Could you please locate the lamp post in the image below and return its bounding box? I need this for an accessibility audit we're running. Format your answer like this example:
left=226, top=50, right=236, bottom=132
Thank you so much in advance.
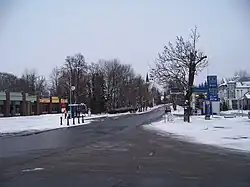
left=241, top=89, right=243, bottom=116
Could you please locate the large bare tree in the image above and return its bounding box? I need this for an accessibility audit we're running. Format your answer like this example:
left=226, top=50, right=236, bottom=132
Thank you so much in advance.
left=151, top=27, right=208, bottom=122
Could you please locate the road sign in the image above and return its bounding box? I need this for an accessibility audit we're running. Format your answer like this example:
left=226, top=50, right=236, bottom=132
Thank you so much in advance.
left=193, top=87, right=208, bottom=93
left=207, top=75, right=217, bottom=88
left=207, top=76, right=219, bottom=101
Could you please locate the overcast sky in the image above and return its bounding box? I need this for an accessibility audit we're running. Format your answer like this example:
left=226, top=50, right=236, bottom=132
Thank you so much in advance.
left=0, top=0, right=250, bottom=83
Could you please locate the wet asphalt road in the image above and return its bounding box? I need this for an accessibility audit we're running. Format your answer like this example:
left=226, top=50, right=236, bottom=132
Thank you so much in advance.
left=1, top=107, right=250, bottom=187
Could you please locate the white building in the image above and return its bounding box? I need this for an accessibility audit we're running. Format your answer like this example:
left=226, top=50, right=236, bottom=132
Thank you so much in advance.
left=219, top=76, right=250, bottom=110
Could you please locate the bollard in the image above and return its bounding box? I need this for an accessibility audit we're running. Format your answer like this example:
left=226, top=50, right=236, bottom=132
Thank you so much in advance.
left=67, top=116, right=70, bottom=126
left=78, top=115, right=80, bottom=124
left=73, top=116, right=75, bottom=125
left=60, top=116, right=63, bottom=125
left=82, top=115, right=84, bottom=123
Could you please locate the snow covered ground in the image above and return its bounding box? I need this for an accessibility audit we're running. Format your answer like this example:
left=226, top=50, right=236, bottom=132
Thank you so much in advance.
left=145, top=115, right=250, bottom=152
left=135, top=104, right=164, bottom=114
left=171, top=105, right=184, bottom=115
left=220, top=110, right=249, bottom=116
left=0, top=105, right=164, bottom=136
left=0, top=114, right=93, bottom=136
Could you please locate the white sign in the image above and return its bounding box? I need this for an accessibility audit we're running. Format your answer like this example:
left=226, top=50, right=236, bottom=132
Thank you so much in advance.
left=71, top=86, right=76, bottom=91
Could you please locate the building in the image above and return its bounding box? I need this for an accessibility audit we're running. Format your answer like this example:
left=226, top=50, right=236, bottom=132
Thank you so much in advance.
left=0, top=91, right=68, bottom=117
left=39, top=97, right=68, bottom=114
left=0, top=91, right=39, bottom=117
left=218, top=76, right=250, bottom=109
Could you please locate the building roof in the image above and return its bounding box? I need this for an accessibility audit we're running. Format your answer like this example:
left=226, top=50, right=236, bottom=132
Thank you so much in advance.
left=245, top=92, right=250, bottom=99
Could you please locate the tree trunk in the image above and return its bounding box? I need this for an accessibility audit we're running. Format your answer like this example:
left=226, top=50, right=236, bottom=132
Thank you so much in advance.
left=184, top=60, right=196, bottom=122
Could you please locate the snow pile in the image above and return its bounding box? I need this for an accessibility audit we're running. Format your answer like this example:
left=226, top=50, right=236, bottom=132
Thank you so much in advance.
left=83, top=112, right=130, bottom=120
left=145, top=115, right=250, bottom=152
left=0, top=114, right=92, bottom=136
left=169, top=105, right=184, bottom=115
left=135, top=104, right=164, bottom=114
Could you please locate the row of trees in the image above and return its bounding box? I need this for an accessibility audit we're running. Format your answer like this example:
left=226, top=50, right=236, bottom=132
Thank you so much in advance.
left=0, top=57, right=162, bottom=114
left=0, top=70, right=47, bottom=95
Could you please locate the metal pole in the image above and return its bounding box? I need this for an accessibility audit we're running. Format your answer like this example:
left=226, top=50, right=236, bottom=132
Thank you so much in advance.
left=241, top=90, right=243, bottom=116
left=69, top=72, right=72, bottom=118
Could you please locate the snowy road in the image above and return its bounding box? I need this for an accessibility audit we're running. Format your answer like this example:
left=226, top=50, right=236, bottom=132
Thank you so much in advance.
left=1, top=107, right=250, bottom=187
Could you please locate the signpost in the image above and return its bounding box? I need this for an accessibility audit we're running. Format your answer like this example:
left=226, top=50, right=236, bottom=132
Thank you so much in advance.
left=207, top=75, right=219, bottom=102
left=207, top=75, right=219, bottom=116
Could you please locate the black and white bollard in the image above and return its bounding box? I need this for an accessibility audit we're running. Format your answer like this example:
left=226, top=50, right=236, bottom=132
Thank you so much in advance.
left=73, top=116, right=75, bottom=125
left=78, top=115, right=80, bottom=124
left=82, top=115, right=84, bottom=123
left=67, top=116, right=70, bottom=126
left=60, top=116, right=63, bottom=125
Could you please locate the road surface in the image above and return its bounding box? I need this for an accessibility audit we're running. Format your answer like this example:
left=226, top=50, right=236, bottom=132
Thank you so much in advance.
left=1, top=107, right=250, bottom=187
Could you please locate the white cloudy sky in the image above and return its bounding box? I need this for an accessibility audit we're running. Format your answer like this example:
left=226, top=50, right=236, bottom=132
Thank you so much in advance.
left=0, top=0, right=250, bottom=83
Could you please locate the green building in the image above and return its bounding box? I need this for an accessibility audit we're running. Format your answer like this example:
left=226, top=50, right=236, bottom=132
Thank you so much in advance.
left=0, top=91, right=39, bottom=117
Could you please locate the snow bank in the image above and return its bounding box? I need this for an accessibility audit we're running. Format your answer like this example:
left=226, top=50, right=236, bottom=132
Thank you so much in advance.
left=145, top=115, right=250, bottom=152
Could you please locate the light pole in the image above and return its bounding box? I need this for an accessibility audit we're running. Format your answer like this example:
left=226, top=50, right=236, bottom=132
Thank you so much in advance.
left=241, top=89, right=243, bottom=116
left=69, top=71, right=76, bottom=118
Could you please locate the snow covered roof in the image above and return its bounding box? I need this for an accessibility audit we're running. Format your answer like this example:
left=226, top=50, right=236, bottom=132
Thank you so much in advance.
left=236, top=82, right=242, bottom=87
left=242, top=81, right=250, bottom=86
left=219, top=82, right=227, bottom=87
left=219, top=78, right=227, bottom=87
left=245, top=92, right=250, bottom=99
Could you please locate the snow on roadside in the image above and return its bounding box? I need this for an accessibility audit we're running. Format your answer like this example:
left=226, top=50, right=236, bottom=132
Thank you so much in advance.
left=0, top=114, right=93, bottom=136
left=0, top=105, right=163, bottom=136
left=144, top=115, right=250, bottom=152
left=220, top=110, right=249, bottom=115
left=135, top=104, right=164, bottom=114
left=171, top=105, right=184, bottom=115
left=84, top=112, right=131, bottom=120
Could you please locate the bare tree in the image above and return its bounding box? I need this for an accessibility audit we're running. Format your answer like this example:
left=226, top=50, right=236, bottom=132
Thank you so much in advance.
left=0, top=72, right=21, bottom=92
left=21, top=69, right=48, bottom=96
left=234, top=70, right=249, bottom=78
left=35, top=76, right=48, bottom=96
left=63, top=53, right=89, bottom=103
left=151, top=27, right=208, bottom=122
left=49, top=66, right=62, bottom=96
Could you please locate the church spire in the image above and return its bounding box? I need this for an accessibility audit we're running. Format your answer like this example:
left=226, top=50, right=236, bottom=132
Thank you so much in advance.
left=146, top=73, right=149, bottom=83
